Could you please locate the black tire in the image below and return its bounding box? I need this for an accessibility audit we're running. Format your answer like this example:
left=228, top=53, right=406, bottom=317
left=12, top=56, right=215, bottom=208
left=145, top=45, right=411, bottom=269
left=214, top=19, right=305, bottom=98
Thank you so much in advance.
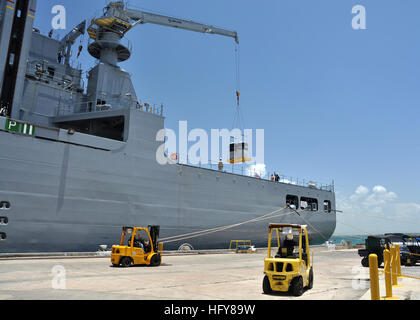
left=120, top=257, right=133, bottom=268
left=150, top=254, right=161, bottom=267
left=262, top=276, right=272, bottom=294
left=361, top=257, right=369, bottom=268
left=290, top=277, right=304, bottom=297
left=307, top=268, right=314, bottom=289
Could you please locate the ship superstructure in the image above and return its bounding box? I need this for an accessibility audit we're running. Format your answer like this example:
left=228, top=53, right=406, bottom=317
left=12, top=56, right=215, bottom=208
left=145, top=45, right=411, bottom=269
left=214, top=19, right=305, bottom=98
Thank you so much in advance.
left=0, top=0, right=336, bottom=252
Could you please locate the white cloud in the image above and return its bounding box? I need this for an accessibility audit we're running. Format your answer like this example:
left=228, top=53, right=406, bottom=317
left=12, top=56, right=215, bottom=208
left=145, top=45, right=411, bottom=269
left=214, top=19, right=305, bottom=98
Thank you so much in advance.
left=356, top=185, right=369, bottom=195
left=335, top=185, right=419, bottom=235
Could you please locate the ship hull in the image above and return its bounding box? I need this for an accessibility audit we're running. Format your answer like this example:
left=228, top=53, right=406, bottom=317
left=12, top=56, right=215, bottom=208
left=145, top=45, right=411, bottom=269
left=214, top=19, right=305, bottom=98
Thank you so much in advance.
left=0, top=110, right=336, bottom=253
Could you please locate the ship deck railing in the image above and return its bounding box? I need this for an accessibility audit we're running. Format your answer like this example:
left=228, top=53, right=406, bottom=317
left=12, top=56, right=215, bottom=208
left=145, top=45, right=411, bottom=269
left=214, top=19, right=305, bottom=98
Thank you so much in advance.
left=176, top=161, right=335, bottom=192
left=56, top=98, right=164, bottom=117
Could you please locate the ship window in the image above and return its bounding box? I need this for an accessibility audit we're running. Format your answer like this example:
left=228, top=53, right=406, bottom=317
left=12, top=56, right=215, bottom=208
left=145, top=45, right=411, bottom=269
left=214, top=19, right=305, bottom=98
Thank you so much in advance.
left=300, top=197, right=318, bottom=211
left=286, top=195, right=299, bottom=208
left=324, top=200, right=332, bottom=213
left=0, top=233, right=6, bottom=241
left=0, top=217, right=8, bottom=225
left=56, top=115, right=126, bottom=142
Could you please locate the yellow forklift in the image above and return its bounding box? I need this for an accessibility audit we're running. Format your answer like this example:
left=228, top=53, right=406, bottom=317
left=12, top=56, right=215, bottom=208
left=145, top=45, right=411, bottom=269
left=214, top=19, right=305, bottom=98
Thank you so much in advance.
left=263, top=224, right=313, bottom=296
left=111, top=226, right=163, bottom=267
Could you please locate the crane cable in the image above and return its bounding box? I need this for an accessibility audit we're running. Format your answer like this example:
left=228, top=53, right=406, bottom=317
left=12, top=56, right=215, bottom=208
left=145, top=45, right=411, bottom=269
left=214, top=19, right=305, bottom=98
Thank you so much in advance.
left=160, top=206, right=294, bottom=244
left=232, top=42, right=244, bottom=130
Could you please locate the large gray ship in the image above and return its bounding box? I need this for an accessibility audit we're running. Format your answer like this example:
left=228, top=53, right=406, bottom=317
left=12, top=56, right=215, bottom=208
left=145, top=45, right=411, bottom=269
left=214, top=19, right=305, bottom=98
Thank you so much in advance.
left=0, top=0, right=336, bottom=253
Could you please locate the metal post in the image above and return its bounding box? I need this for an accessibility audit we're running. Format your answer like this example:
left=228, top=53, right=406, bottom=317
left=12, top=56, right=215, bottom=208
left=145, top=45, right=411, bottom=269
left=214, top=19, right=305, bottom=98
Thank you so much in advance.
left=267, top=230, right=272, bottom=259
left=396, top=244, right=402, bottom=279
left=384, top=249, right=393, bottom=298
left=391, top=246, right=399, bottom=287
left=391, top=245, right=403, bottom=287
left=383, top=249, right=399, bottom=299
left=369, top=254, right=380, bottom=300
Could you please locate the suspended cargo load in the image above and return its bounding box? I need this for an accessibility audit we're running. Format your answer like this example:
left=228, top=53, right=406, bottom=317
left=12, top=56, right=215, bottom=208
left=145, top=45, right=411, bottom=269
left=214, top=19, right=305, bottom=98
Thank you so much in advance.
left=229, top=142, right=251, bottom=164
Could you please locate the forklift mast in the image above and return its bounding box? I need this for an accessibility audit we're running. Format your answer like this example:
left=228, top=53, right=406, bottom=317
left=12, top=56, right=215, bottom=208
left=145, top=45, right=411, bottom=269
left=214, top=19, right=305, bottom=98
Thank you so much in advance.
left=148, top=225, right=160, bottom=252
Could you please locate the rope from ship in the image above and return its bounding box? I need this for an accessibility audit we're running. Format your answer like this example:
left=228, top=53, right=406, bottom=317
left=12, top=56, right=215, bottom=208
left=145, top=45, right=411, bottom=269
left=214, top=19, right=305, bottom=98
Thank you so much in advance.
left=160, top=206, right=292, bottom=244
left=286, top=205, right=331, bottom=242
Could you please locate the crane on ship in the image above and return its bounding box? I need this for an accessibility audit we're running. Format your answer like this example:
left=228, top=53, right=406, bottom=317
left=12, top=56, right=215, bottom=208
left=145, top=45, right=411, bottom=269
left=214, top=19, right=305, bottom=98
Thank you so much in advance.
left=86, top=1, right=238, bottom=64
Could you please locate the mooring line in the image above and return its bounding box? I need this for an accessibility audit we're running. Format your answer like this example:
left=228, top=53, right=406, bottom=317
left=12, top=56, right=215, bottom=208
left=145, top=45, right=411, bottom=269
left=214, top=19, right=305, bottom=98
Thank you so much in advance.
left=160, top=206, right=291, bottom=243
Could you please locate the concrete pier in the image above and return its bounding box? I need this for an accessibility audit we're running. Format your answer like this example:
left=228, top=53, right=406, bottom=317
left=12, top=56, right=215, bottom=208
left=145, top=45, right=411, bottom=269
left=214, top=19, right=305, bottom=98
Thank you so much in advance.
left=0, top=247, right=418, bottom=300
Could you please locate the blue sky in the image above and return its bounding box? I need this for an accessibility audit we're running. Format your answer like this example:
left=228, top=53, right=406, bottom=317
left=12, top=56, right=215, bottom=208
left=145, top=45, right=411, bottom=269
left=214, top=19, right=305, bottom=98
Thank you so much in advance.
left=33, top=0, right=420, bottom=235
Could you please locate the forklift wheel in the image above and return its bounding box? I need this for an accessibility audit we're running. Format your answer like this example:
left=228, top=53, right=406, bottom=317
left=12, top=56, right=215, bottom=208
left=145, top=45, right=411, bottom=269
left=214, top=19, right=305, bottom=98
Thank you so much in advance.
left=290, top=277, right=304, bottom=297
left=307, top=268, right=314, bottom=289
left=361, top=257, right=369, bottom=268
left=150, top=254, right=161, bottom=267
left=262, top=276, right=272, bottom=294
left=120, top=257, right=133, bottom=268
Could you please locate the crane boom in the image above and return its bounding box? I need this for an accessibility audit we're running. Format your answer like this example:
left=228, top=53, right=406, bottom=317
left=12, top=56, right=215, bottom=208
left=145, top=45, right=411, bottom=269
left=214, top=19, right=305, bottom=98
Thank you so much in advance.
left=58, top=20, right=86, bottom=65
left=125, top=9, right=239, bottom=44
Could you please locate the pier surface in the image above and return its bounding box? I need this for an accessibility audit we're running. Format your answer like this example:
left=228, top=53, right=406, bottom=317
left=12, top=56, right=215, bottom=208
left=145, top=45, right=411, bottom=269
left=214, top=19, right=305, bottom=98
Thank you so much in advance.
left=0, top=247, right=418, bottom=300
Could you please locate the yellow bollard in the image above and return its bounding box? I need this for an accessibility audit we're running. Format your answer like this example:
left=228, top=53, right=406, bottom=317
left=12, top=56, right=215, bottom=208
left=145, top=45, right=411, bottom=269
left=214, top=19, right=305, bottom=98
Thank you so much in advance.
left=391, top=245, right=403, bottom=287
left=369, top=254, right=380, bottom=300
left=395, top=244, right=403, bottom=279
left=391, top=246, right=398, bottom=286
left=382, top=249, right=399, bottom=300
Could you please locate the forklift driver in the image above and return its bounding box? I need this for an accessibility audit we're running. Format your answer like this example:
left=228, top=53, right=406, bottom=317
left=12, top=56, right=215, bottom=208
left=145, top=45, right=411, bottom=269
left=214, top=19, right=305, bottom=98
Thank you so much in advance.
left=282, top=233, right=295, bottom=258
left=132, top=235, right=145, bottom=250
left=276, top=233, right=295, bottom=258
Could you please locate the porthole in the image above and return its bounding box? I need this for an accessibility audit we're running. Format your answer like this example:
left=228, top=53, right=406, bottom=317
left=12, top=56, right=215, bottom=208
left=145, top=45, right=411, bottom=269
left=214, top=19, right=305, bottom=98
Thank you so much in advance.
left=0, top=201, right=10, bottom=210
left=0, top=233, right=6, bottom=241
left=0, top=217, right=8, bottom=225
